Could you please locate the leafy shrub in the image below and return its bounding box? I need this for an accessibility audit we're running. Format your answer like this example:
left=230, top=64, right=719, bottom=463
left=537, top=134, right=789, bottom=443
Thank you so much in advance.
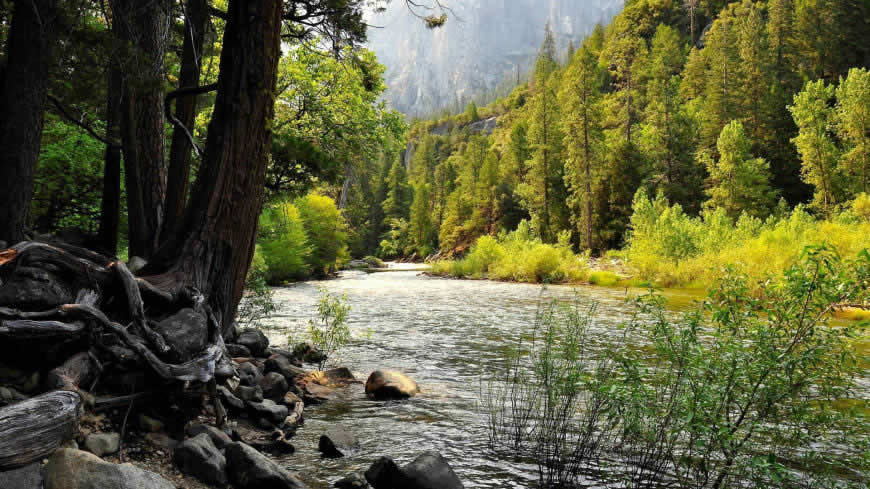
left=294, top=193, right=349, bottom=276
left=259, top=202, right=311, bottom=284
left=306, top=287, right=351, bottom=369
left=363, top=256, right=385, bottom=268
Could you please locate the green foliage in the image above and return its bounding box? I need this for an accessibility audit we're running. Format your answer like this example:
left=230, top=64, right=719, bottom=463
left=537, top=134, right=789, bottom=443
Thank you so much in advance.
left=294, top=193, right=349, bottom=276
left=259, top=201, right=312, bottom=284
left=306, top=287, right=351, bottom=370
left=465, top=101, right=479, bottom=123
left=626, top=188, right=870, bottom=287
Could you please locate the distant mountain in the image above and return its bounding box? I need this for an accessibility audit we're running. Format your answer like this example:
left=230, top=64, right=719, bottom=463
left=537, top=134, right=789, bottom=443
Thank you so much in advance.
left=365, top=0, right=624, bottom=117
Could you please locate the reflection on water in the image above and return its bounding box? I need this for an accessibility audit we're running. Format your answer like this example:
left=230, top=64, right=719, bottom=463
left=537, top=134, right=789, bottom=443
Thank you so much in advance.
left=257, top=268, right=858, bottom=488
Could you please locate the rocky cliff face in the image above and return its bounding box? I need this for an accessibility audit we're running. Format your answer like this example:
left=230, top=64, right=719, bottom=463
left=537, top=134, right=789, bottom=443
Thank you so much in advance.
left=366, top=0, right=623, bottom=116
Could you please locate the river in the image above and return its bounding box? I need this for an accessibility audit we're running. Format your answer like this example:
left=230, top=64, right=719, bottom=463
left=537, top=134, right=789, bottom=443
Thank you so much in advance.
left=259, top=265, right=865, bottom=488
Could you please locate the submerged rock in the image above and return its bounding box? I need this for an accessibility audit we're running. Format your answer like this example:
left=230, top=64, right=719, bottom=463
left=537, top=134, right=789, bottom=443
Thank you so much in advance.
left=364, top=457, right=409, bottom=488
left=225, top=442, right=306, bottom=489
left=364, top=370, right=419, bottom=400
left=334, top=473, right=369, bottom=489
left=42, top=449, right=174, bottom=489
left=318, top=425, right=359, bottom=458
left=247, top=399, right=288, bottom=426
left=364, top=451, right=463, bottom=489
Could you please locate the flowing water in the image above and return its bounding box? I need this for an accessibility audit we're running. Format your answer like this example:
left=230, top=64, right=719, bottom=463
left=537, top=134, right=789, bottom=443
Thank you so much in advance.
left=259, top=265, right=864, bottom=488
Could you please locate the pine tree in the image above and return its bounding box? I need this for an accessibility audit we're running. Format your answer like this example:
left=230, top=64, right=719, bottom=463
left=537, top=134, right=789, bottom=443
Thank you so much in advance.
left=408, top=180, right=435, bottom=255
left=561, top=43, right=604, bottom=250
left=790, top=80, right=844, bottom=217
left=702, top=120, right=776, bottom=219
left=535, top=22, right=558, bottom=86
left=382, top=155, right=411, bottom=221
left=835, top=68, right=870, bottom=195
left=700, top=11, right=741, bottom=154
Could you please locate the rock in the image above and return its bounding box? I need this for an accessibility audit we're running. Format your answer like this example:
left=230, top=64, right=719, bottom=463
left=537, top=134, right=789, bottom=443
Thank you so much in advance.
left=282, top=391, right=303, bottom=408
left=186, top=423, right=232, bottom=449
left=249, top=436, right=296, bottom=455
left=247, top=399, right=289, bottom=426
left=0, top=462, right=43, bottom=489
left=138, top=414, right=164, bottom=433
left=334, top=473, right=369, bottom=489
left=226, top=343, right=252, bottom=357
left=236, top=329, right=269, bottom=357
left=42, top=448, right=175, bottom=489
left=126, top=256, right=147, bottom=275
left=217, top=385, right=245, bottom=411
left=0, top=386, right=27, bottom=406
left=236, top=385, right=264, bottom=403
left=238, top=361, right=264, bottom=386
left=324, top=367, right=355, bottom=382
left=0, top=365, right=41, bottom=393
left=265, top=354, right=305, bottom=381
left=152, top=308, right=208, bottom=363
left=259, top=372, right=289, bottom=401
left=173, top=433, right=228, bottom=487
left=225, top=442, right=306, bottom=489
left=365, top=370, right=419, bottom=400
left=84, top=432, right=120, bottom=457
left=318, top=426, right=359, bottom=458
left=144, top=433, right=178, bottom=451
left=403, top=451, right=464, bottom=489
left=293, top=342, right=326, bottom=364
left=364, top=457, right=410, bottom=489
left=0, top=272, right=73, bottom=310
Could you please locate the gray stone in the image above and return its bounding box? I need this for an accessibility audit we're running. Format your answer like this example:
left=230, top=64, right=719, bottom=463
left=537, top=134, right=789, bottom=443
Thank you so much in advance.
left=144, top=432, right=178, bottom=451
left=265, top=354, right=305, bottom=381
left=318, top=425, right=359, bottom=458
left=173, top=433, right=228, bottom=487
left=247, top=399, right=288, bottom=426
left=365, top=370, right=420, bottom=400
left=334, top=473, right=369, bottom=489
left=186, top=423, right=232, bottom=449
left=236, top=384, right=264, bottom=403
left=236, top=329, right=269, bottom=357
left=0, top=462, right=43, bottom=489
left=402, top=451, right=464, bottom=489
left=364, top=457, right=409, bottom=489
left=152, top=308, right=208, bottom=363
left=225, top=442, right=306, bottom=489
left=42, top=449, right=174, bottom=489
left=226, top=343, right=252, bottom=357
left=84, top=432, right=120, bottom=457
left=259, top=371, right=289, bottom=401
left=217, top=385, right=245, bottom=411
left=238, top=361, right=263, bottom=387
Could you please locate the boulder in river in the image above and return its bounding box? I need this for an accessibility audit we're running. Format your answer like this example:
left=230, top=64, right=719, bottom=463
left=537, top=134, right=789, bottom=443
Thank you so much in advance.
left=247, top=399, right=289, bottom=426
left=236, top=384, right=264, bottom=403
left=318, top=425, right=359, bottom=458
left=225, top=441, right=306, bottom=489
left=364, top=370, right=419, bottom=400
left=173, top=433, right=228, bottom=487
left=42, top=448, right=175, bottom=489
left=236, top=329, right=269, bottom=357
left=364, top=452, right=463, bottom=489
left=265, top=354, right=305, bottom=380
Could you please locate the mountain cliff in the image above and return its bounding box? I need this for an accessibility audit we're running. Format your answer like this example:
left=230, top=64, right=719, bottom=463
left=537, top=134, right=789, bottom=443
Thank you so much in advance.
left=365, top=0, right=624, bottom=117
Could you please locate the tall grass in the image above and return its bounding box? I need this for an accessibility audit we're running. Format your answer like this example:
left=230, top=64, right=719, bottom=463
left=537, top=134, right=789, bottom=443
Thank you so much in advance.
left=625, top=189, right=870, bottom=288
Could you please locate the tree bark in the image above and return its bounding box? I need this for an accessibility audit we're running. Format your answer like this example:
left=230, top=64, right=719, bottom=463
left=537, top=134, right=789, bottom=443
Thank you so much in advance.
left=110, top=0, right=171, bottom=259
left=98, top=67, right=123, bottom=255
left=0, top=0, right=59, bottom=244
left=164, top=0, right=209, bottom=241
left=0, top=391, right=82, bottom=470
left=152, top=0, right=282, bottom=334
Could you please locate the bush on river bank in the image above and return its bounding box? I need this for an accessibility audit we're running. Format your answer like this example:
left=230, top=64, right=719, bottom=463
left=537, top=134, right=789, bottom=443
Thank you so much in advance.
left=482, top=246, right=870, bottom=488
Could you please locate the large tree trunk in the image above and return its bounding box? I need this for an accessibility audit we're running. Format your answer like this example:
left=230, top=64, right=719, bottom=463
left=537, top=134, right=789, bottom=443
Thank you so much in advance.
left=0, top=0, right=58, bottom=244
left=152, top=0, right=282, bottom=334
left=163, top=0, right=209, bottom=241
left=98, top=67, right=123, bottom=255
left=111, top=0, right=171, bottom=259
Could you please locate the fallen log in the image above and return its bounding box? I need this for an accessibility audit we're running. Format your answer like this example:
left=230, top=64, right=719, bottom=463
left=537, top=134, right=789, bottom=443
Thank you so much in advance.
left=0, top=390, right=83, bottom=470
